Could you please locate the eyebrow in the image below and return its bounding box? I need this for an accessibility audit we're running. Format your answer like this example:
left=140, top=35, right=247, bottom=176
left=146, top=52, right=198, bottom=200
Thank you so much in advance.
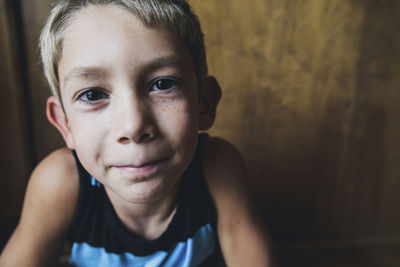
left=62, top=56, right=190, bottom=87
left=135, top=55, right=190, bottom=76
left=63, top=66, right=107, bottom=88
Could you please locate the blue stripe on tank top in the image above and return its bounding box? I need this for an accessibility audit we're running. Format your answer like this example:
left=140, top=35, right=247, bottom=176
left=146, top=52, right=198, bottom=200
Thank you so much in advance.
left=90, top=176, right=101, bottom=187
left=69, top=223, right=216, bottom=267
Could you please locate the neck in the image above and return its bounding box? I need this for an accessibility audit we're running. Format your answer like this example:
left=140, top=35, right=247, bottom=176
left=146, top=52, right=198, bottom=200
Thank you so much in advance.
left=105, top=184, right=179, bottom=240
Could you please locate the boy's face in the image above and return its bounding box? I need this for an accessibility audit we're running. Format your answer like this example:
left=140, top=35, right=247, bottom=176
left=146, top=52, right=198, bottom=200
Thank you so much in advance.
left=52, top=5, right=203, bottom=204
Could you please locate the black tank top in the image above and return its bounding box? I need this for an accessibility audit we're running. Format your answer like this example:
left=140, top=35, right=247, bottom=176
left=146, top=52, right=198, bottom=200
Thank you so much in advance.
left=68, top=133, right=226, bottom=266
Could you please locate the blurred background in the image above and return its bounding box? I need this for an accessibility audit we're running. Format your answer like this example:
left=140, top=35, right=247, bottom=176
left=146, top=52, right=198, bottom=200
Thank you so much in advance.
left=1, top=0, right=399, bottom=266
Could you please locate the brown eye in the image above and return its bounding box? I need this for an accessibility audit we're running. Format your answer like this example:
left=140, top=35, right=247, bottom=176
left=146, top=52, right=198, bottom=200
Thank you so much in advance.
left=78, top=88, right=109, bottom=103
left=152, top=78, right=178, bottom=91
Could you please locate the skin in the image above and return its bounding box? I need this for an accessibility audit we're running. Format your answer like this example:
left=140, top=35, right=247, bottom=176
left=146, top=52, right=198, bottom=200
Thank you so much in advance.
left=53, top=5, right=203, bottom=237
left=0, top=4, right=271, bottom=267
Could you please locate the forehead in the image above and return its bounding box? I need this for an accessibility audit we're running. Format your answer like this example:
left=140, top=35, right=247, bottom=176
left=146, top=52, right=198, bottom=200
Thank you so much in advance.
left=59, top=4, right=193, bottom=88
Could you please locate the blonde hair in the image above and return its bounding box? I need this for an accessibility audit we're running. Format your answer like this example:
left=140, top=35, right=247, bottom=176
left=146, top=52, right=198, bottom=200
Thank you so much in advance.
left=39, top=0, right=207, bottom=100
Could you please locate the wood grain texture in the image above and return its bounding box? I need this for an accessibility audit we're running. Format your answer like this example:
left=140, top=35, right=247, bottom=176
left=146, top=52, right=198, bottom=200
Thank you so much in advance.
left=190, top=0, right=400, bottom=244
left=21, top=0, right=64, bottom=162
left=0, top=0, right=32, bottom=218
left=278, top=243, right=400, bottom=267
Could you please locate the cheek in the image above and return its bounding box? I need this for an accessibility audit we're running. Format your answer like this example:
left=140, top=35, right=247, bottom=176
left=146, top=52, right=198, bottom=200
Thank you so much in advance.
left=156, top=99, right=199, bottom=137
left=155, top=100, right=199, bottom=166
left=68, top=114, right=107, bottom=151
left=70, top=120, right=107, bottom=179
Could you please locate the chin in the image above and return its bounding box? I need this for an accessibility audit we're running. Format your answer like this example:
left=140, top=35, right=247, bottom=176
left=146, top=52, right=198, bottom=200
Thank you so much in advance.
left=119, top=178, right=175, bottom=204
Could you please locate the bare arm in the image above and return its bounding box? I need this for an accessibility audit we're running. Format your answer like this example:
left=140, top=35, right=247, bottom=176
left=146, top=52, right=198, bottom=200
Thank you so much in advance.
left=0, top=148, right=79, bottom=267
left=203, top=137, right=272, bottom=267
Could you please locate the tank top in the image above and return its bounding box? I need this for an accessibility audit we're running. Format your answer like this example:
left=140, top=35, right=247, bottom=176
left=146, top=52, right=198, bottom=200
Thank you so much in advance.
left=68, top=134, right=226, bottom=266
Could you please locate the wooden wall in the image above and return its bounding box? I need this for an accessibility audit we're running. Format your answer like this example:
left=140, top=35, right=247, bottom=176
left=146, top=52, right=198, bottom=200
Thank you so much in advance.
left=191, top=0, right=400, bottom=245
left=1, top=0, right=399, bottom=248
left=0, top=0, right=32, bottom=219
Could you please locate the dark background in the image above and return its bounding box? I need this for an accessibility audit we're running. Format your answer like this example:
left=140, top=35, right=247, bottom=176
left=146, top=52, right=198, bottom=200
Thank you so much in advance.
left=1, top=0, right=399, bottom=266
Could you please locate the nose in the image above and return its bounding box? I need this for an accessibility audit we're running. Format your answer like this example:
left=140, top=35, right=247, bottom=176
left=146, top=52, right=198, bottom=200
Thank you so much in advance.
left=112, top=94, right=157, bottom=144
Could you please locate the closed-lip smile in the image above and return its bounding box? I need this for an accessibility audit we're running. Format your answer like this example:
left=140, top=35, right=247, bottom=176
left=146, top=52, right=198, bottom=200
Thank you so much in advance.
left=111, top=158, right=168, bottom=178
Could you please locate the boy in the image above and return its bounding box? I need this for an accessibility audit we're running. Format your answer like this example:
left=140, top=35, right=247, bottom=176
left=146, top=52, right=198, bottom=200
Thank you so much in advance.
left=0, top=0, right=270, bottom=266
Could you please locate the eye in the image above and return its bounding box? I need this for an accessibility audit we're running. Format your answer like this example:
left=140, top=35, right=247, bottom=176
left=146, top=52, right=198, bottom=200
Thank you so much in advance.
left=151, top=78, right=178, bottom=92
left=77, top=88, right=109, bottom=103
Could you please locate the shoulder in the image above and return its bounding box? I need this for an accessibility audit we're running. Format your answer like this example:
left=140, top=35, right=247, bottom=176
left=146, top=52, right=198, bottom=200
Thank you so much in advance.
left=202, top=136, right=242, bottom=162
left=202, top=136, right=247, bottom=192
left=29, top=147, right=79, bottom=203
left=201, top=136, right=249, bottom=223
left=27, top=148, right=79, bottom=208
left=25, top=147, right=79, bottom=229
left=201, top=137, right=272, bottom=266
left=25, top=147, right=79, bottom=225
left=0, top=148, right=79, bottom=266
left=32, top=147, right=77, bottom=181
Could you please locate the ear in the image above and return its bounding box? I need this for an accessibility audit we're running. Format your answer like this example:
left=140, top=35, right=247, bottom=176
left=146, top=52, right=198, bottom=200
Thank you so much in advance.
left=46, top=96, right=75, bottom=149
left=199, top=76, right=222, bottom=130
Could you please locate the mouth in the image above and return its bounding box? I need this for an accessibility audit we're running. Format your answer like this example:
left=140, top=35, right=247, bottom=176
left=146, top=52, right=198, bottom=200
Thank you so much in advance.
left=110, top=158, right=169, bottom=179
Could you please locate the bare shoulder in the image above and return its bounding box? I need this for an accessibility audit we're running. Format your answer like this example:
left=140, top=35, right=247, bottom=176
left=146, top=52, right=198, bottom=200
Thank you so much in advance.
left=26, top=147, right=79, bottom=212
left=202, top=136, right=247, bottom=190
left=201, top=136, right=253, bottom=219
left=202, top=137, right=272, bottom=266
left=0, top=148, right=79, bottom=266
left=202, top=136, right=249, bottom=217
left=30, top=147, right=78, bottom=193
left=22, top=146, right=79, bottom=236
left=34, top=147, right=77, bottom=176
left=203, top=136, right=243, bottom=162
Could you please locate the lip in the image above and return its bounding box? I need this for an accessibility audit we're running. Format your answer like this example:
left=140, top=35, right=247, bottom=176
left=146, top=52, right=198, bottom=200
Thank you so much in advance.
left=111, top=158, right=168, bottom=179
